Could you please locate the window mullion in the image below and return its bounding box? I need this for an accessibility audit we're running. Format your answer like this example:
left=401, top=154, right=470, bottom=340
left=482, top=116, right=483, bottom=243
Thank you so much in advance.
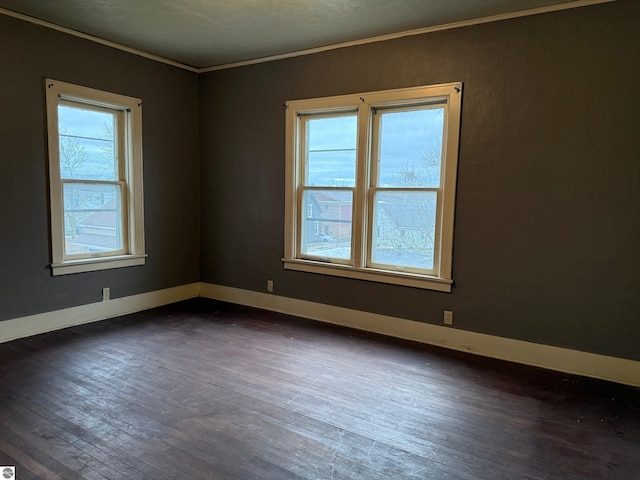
left=351, top=103, right=370, bottom=268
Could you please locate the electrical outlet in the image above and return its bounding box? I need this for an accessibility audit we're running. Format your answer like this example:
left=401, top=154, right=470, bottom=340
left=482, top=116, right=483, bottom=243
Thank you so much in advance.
left=102, top=287, right=110, bottom=302
left=267, top=280, right=274, bottom=293
left=444, top=310, right=453, bottom=325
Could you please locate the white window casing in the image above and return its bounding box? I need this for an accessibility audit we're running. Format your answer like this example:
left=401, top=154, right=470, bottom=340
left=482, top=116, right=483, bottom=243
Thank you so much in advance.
left=284, top=83, right=462, bottom=292
left=45, top=79, right=146, bottom=275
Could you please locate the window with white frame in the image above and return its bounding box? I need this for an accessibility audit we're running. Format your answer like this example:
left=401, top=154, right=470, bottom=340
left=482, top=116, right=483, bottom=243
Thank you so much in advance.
left=45, top=79, right=146, bottom=275
left=284, top=83, right=462, bottom=292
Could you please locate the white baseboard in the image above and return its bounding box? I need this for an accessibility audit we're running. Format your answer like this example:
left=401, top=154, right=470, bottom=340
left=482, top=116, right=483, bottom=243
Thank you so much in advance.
left=0, top=283, right=199, bottom=344
left=200, top=283, right=640, bottom=387
left=2, top=281, right=637, bottom=387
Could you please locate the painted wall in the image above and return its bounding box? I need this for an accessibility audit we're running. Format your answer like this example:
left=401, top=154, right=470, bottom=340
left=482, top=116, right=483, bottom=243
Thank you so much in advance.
left=1, top=1, right=638, bottom=363
left=199, top=0, right=640, bottom=361
left=0, top=14, right=201, bottom=321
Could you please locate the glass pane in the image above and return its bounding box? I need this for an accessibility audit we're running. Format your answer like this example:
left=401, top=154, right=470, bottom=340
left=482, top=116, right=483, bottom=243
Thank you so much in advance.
left=58, top=105, right=117, bottom=181
left=63, top=183, right=124, bottom=255
left=305, top=115, right=357, bottom=187
left=371, top=191, right=437, bottom=271
left=377, top=107, right=444, bottom=188
left=301, top=189, right=352, bottom=260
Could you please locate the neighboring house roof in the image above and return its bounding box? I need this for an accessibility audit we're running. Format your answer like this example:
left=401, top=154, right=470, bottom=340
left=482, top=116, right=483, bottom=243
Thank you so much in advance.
left=77, top=198, right=117, bottom=228
left=308, top=191, right=351, bottom=204
left=69, top=198, right=119, bottom=251
left=377, top=200, right=433, bottom=230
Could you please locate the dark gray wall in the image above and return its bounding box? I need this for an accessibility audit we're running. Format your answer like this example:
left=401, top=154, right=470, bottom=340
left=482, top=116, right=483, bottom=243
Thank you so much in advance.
left=0, top=14, right=201, bottom=321
left=199, top=0, right=640, bottom=361
left=1, top=1, right=638, bottom=361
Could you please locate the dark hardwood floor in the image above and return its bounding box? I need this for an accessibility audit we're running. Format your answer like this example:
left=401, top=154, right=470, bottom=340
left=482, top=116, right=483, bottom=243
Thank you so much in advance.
left=0, top=299, right=638, bottom=480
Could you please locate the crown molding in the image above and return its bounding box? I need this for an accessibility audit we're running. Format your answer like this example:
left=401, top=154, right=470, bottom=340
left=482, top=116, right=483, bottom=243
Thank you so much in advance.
left=200, top=0, right=615, bottom=72
left=0, top=7, right=199, bottom=72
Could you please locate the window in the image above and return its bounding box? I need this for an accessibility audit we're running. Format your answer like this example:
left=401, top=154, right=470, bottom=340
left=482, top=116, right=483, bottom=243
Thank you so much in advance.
left=45, top=79, right=145, bottom=275
left=284, top=83, right=462, bottom=292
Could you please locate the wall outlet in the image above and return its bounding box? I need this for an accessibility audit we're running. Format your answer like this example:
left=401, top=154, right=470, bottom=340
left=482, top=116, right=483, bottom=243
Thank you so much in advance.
left=267, top=280, right=274, bottom=293
left=102, top=287, right=110, bottom=302
left=444, top=310, right=453, bottom=325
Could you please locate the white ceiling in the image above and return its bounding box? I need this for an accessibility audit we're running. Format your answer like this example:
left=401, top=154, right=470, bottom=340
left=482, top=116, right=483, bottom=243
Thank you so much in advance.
left=0, top=0, right=608, bottom=70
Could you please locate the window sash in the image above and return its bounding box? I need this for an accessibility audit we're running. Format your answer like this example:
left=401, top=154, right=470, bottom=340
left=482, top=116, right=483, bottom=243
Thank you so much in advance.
left=58, top=99, right=125, bottom=182
left=61, top=179, right=128, bottom=260
left=297, top=186, right=354, bottom=265
left=367, top=187, right=442, bottom=275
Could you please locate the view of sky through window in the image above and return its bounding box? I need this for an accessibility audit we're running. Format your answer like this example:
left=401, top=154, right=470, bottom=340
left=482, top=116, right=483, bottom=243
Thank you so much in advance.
left=58, top=105, right=117, bottom=181
left=378, top=107, right=444, bottom=188
left=304, top=107, right=444, bottom=187
left=306, top=114, right=357, bottom=187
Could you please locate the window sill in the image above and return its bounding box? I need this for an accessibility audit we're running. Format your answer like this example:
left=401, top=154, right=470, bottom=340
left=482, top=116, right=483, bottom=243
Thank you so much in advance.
left=51, top=254, right=147, bottom=276
left=283, top=258, right=453, bottom=292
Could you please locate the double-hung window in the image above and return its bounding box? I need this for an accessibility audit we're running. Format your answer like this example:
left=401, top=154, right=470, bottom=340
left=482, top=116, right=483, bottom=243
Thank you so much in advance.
left=284, top=83, right=462, bottom=292
left=45, top=79, right=145, bottom=275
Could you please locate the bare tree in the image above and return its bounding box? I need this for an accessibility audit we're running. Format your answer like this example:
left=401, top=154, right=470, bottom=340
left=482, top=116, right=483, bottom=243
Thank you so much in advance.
left=59, top=130, right=89, bottom=178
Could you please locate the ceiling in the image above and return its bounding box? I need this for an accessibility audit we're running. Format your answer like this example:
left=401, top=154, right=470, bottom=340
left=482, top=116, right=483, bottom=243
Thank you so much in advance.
left=0, top=0, right=605, bottom=70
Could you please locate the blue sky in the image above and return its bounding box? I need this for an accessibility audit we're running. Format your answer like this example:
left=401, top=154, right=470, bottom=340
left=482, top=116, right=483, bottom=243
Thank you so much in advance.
left=305, top=106, right=444, bottom=187
left=58, top=105, right=116, bottom=180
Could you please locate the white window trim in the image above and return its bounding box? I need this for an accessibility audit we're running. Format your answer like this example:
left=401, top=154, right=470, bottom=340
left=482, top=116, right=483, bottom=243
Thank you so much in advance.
left=284, top=83, right=462, bottom=292
left=45, top=79, right=146, bottom=276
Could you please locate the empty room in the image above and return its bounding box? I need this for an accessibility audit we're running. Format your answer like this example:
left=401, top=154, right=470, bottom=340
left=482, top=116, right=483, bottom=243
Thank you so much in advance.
left=0, top=0, right=638, bottom=479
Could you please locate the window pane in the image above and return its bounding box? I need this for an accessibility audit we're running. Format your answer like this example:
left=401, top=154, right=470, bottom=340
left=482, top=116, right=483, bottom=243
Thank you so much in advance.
left=371, top=191, right=437, bottom=270
left=377, top=107, right=444, bottom=188
left=305, top=115, right=357, bottom=187
left=63, top=183, right=123, bottom=255
left=301, top=189, right=352, bottom=260
left=58, top=105, right=117, bottom=181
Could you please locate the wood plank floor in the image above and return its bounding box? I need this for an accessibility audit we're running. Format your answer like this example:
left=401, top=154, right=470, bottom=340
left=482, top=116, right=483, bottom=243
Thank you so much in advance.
left=0, top=299, right=638, bottom=480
